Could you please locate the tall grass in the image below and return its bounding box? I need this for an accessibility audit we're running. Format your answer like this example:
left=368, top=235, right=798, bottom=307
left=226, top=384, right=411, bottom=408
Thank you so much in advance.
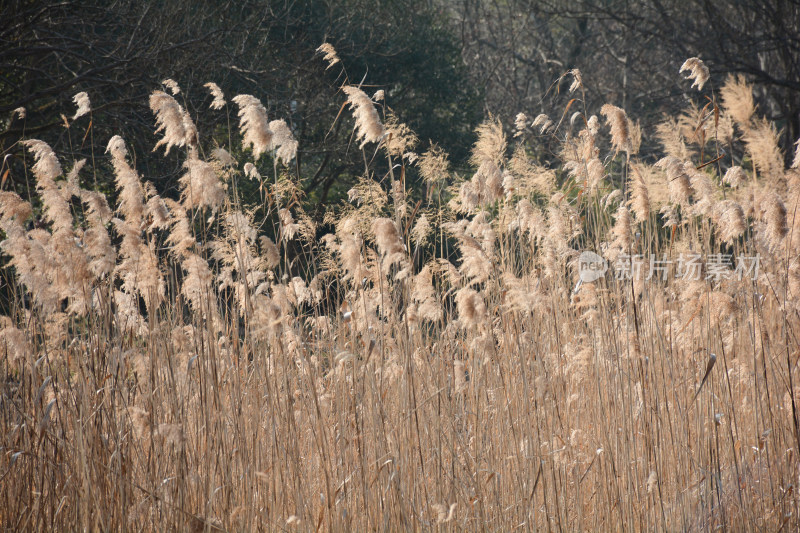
left=1, top=54, right=799, bottom=531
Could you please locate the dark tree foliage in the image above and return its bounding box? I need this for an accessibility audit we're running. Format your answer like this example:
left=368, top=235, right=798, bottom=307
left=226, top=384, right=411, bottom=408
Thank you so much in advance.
left=0, top=0, right=481, bottom=208
left=452, top=0, right=800, bottom=163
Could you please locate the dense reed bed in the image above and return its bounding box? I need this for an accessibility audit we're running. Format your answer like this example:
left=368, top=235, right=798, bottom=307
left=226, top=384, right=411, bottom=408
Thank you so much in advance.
left=1, top=51, right=800, bottom=530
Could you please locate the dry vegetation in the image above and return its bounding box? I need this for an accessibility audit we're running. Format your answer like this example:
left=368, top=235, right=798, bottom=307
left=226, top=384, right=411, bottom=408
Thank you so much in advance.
left=2, top=51, right=800, bottom=531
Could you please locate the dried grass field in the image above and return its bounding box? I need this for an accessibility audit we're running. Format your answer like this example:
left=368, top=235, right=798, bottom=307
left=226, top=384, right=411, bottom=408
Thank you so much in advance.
left=2, top=48, right=800, bottom=530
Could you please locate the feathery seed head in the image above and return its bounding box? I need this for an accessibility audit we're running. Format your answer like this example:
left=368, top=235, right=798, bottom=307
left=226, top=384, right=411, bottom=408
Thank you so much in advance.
left=317, top=43, right=340, bottom=69
left=342, top=85, right=385, bottom=148
left=150, top=90, right=196, bottom=154
left=180, top=157, right=226, bottom=211
left=679, top=58, right=710, bottom=91
left=514, top=113, right=528, bottom=137
left=419, top=144, right=449, bottom=185
left=471, top=117, right=506, bottom=169
left=106, top=135, right=128, bottom=159
left=723, top=166, right=747, bottom=188
left=532, top=113, right=553, bottom=134
left=204, top=82, right=226, bottom=109
left=720, top=74, right=754, bottom=127
left=656, top=156, right=694, bottom=206
left=763, top=191, right=788, bottom=247
left=715, top=200, right=747, bottom=245
left=655, top=117, right=689, bottom=160
left=268, top=119, right=298, bottom=164
left=792, top=137, right=800, bottom=169
left=23, top=139, right=62, bottom=182
left=743, top=118, right=784, bottom=179
left=211, top=147, right=237, bottom=168
left=233, top=94, right=272, bottom=159
left=586, top=115, right=599, bottom=136
left=600, top=104, right=630, bottom=154
left=72, top=92, right=91, bottom=120
left=568, top=69, right=583, bottom=93
left=628, top=164, right=651, bottom=222
left=455, top=287, right=486, bottom=327
left=372, top=218, right=405, bottom=257
left=0, top=192, right=32, bottom=223
left=244, top=162, right=261, bottom=181
left=383, top=112, right=418, bottom=157
left=612, top=204, right=632, bottom=251
left=162, top=78, right=181, bottom=95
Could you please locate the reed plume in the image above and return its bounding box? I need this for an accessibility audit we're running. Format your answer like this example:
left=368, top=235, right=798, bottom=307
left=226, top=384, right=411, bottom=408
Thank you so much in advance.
left=679, top=57, right=710, bottom=91
left=317, top=42, right=340, bottom=69
left=342, top=85, right=385, bottom=148
left=600, top=104, right=630, bottom=154
left=720, top=74, right=755, bottom=127
left=72, top=91, right=91, bottom=120
left=232, top=94, right=272, bottom=159
left=204, top=82, right=226, bottom=109
left=4, top=42, right=800, bottom=533
left=150, top=90, right=197, bottom=154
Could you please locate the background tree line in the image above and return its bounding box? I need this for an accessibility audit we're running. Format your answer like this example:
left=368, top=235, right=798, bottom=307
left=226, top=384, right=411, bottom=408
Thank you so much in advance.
left=0, top=0, right=479, bottom=210
left=452, top=0, right=800, bottom=164
left=1, top=0, right=798, bottom=211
